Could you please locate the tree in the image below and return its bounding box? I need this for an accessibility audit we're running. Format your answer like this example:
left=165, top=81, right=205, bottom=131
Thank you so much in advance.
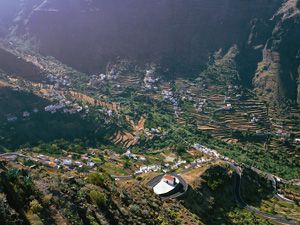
left=29, top=200, right=42, bottom=214
left=87, top=173, right=105, bottom=187
left=89, top=190, right=107, bottom=207
left=175, top=143, right=186, bottom=156
left=124, top=159, right=132, bottom=168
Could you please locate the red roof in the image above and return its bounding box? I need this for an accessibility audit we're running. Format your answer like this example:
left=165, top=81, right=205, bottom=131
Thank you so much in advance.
left=163, top=175, right=175, bottom=181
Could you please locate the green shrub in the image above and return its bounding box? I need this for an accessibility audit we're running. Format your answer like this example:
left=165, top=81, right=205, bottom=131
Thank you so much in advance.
left=124, top=159, right=132, bottom=168
left=7, top=168, right=20, bottom=180
left=26, top=213, right=44, bottom=225
left=129, top=204, right=140, bottom=214
left=87, top=214, right=100, bottom=225
left=29, top=200, right=42, bottom=213
left=87, top=173, right=105, bottom=186
left=89, top=190, right=107, bottom=207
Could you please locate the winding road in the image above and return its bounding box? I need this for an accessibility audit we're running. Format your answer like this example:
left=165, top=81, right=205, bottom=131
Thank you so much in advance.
left=228, top=162, right=298, bottom=225
left=1, top=152, right=299, bottom=224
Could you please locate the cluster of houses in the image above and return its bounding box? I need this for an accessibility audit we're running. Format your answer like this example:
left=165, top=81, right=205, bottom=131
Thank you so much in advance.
left=41, top=88, right=87, bottom=115
left=221, top=85, right=243, bottom=110
left=170, top=160, right=187, bottom=170
left=131, top=154, right=190, bottom=175
left=44, top=103, right=65, bottom=113
left=192, top=143, right=221, bottom=158
left=46, top=74, right=71, bottom=89
left=177, top=88, right=210, bottom=113
left=162, top=90, right=178, bottom=105
left=180, top=90, right=196, bottom=101
left=227, top=85, right=242, bottom=99
left=133, top=156, right=213, bottom=175
left=162, top=90, right=182, bottom=117
left=184, top=157, right=213, bottom=170
left=276, top=129, right=291, bottom=139
left=122, top=150, right=146, bottom=161
left=123, top=148, right=213, bottom=175
left=143, top=68, right=160, bottom=90
left=35, top=153, right=99, bottom=170
left=250, top=114, right=260, bottom=123
left=88, top=73, right=118, bottom=87
left=194, top=98, right=207, bottom=113
left=98, top=108, right=113, bottom=118
left=87, top=63, right=127, bottom=87
left=135, top=165, right=162, bottom=174
left=44, top=101, right=84, bottom=114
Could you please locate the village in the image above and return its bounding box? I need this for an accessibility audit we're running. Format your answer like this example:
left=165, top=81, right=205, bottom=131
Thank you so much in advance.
left=2, top=47, right=300, bottom=147
left=0, top=44, right=299, bottom=182
left=0, top=143, right=217, bottom=177
left=0, top=42, right=299, bottom=225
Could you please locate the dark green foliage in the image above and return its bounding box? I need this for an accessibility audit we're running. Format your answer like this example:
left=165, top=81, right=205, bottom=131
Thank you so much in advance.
left=0, top=165, right=56, bottom=225
left=202, top=165, right=231, bottom=191
left=240, top=168, right=274, bottom=206
left=89, top=190, right=107, bottom=207
left=175, top=143, right=186, bottom=156
left=124, top=159, right=132, bottom=168
left=199, top=46, right=241, bottom=85
left=87, top=173, right=106, bottom=187
left=183, top=165, right=273, bottom=224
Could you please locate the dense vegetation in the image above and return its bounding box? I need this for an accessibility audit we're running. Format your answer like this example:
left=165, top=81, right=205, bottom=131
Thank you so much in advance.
left=183, top=165, right=273, bottom=225
left=0, top=163, right=202, bottom=225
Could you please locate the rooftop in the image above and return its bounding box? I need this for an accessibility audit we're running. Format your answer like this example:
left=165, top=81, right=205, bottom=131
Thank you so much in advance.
left=153, top=176, right=179, bottom=195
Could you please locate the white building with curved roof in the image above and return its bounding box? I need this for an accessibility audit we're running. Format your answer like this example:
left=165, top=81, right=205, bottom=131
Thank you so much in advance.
left=153, top=175, right=179, bottom=195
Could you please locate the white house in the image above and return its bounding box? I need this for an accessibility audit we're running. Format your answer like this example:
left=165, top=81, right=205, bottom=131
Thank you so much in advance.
left=294, top=138, right=300, bottom=143
left=7, top=115, right=18, bottom=122
left=62, top=159, right=73, bottom=166
left=87, top=161, right=95, bottom=167
left=23, top=111, right=30, bottom=118
left=153, top=175, right=179, bottom=195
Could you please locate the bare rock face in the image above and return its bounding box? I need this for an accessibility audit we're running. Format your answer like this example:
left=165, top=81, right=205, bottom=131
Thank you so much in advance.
left=254, top=50, right=281, bottom=103
left=0, top=0, right=20, bottom=36
left=2, top=0, right=300, bottom=106
left=254, top=0, right=300, bottom=105
left=9, top=0, right=281, bottom=76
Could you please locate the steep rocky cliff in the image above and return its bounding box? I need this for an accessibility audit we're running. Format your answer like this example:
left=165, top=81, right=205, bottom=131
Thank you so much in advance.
left=253, top=0, right=300, bottom=104
left=1, top=0, right=300, bottom=105
left=8, top=0, right=282, bottom=75
left=0, top=0, right=21, bottom=37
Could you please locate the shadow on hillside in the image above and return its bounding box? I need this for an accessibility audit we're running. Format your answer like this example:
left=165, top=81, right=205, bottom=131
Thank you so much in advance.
left=240, top=167, right=274, bottom=207
left=181, top=165, right=274, bottom=224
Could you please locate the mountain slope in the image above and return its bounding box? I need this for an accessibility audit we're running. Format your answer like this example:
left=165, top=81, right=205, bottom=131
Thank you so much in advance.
left=253, top=0, right=300, bottom=105
left=7, top=0, right=282, bottom=77
left=4, top=0, right=299, bottom=106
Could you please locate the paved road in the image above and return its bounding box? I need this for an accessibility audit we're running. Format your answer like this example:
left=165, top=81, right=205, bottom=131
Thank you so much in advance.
left=230, top=163, right=298, bottom=225
left=111, top=175, right=133, bottom=180
left=147, top=174, right=164, bottom=188
left=250, top=166, right=295, bottom=202
left=191, top=146, right=299, bottom=224
left=1, top=152, right=298, bottom=224
left=0, top=152, right=35, bottom=161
